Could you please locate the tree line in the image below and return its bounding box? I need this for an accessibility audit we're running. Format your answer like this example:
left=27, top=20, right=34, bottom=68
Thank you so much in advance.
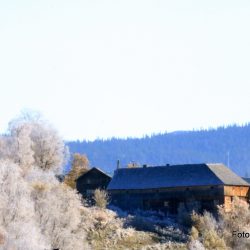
left=67, top=124, right=250, bottom=177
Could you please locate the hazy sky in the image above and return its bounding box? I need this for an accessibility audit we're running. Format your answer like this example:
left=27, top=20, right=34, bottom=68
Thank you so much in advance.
left=1, top=0, right=250, bottom=140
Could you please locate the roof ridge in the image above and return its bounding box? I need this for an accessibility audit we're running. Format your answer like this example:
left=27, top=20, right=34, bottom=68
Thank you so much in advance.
left=93, top=167, right=112, bottom=177
left=76, top=167, right=111, bottom=181
left=117, top=163, right=207, bottom=171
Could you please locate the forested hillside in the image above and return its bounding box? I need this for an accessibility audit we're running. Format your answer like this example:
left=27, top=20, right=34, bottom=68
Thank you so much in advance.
left=67, top=124, right=250, bottom=177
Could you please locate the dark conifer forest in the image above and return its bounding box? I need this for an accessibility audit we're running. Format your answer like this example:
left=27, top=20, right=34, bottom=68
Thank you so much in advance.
left=66, top=124, right=250, bottom=177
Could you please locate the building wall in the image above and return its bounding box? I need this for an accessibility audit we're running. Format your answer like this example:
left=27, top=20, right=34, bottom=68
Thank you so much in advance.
left=76, top=169, right=111, bottom=197
left=224, top=185, right=249, bottom=197
left=109, top=185, right=225, bottom=214
left=223, top=186, right=250, bottom=212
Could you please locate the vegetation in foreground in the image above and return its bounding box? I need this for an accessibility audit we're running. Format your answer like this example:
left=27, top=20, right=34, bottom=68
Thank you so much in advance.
left=0, top=113, right=186, bottom=250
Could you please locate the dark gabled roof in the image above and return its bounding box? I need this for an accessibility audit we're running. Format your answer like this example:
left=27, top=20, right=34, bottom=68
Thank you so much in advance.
left=107, top=163, right=250, bottom=190
left=76, top=167, right=111, bottom=182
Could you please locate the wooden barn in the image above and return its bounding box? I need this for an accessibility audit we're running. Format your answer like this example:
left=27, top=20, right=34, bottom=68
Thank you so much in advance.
left=107, top=163, right=250, bottom=214
left=76, top=167, right=112, bottom=198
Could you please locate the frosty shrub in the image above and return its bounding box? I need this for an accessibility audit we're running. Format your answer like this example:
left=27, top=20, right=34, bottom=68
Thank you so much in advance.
left=189, top=226, right=199, bottom=241
left=141, top=241, right=187, bottom=250
left=123, top=210, right=187, bottom=245
left=203, top=229, right=227, bottom=250
left=80, top=206, right=158, bottom=250
left=0, top=160, right=50, bottom=250
left=189, top=210, right=227, bottom=250
left=31, top=181, right=89, bottom=250
left=188, top=199, right=250, bottom=250
left=218, top=196, right=250, bottom=249
left=191, top=211, right=217, bottom=233
left=187, top=239, right=205, bottom=250
left=94, top=189, right=109, bottom=209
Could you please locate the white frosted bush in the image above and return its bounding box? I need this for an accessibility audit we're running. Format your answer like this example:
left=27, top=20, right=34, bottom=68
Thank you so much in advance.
left=80, top=206, right=158, bottom=249
left=25, top=167, right=59, bottom=184
left=187, top=239, right=205, bottom=250
left=31, top=181, right=89, bottom=250
left=218, top=197, right=250, bottom=249
left=0, top=113, right=88, bottom=249
left=0, top=160, right=50, bottom=250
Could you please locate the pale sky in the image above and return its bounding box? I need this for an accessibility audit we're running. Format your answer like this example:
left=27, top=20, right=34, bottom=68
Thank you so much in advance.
left=0, top=0, right=250, bottom=141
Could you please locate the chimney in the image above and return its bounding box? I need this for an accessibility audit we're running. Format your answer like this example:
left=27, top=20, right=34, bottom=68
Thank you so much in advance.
left=143, top=164, right=147, bottom=168
left=117, top=160, right=120, bottom=169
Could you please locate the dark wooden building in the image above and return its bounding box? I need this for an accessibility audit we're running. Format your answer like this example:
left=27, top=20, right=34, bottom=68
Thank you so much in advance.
left=76, top=167, right=111, bottom=198
left=107, top=163, right=250, bottom=214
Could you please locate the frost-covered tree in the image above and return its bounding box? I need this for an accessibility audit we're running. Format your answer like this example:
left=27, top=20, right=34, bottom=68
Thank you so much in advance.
left=6, top=112, right=69, bottom=174
left=0, top=136, right=13, bottom=162
left=10, top=123, right=34, bottom=173
left=29, top=121, right=68, bottom=173
left=0, top=112, right=90, bottom=250
left=0, top=160, right=50, bottom=250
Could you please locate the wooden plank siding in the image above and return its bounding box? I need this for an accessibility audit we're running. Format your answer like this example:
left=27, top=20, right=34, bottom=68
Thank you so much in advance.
left=109, top=185, right=225, bottom=213
left=223, top=186, right=250, bottom=212
left=224, top=185, right=250, bottom=197
left=109, top=185, right=250, bottom=213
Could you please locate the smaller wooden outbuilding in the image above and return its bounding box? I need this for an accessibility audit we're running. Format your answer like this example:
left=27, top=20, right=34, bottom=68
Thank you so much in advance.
left=76, top=167, right=111, bottom=198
